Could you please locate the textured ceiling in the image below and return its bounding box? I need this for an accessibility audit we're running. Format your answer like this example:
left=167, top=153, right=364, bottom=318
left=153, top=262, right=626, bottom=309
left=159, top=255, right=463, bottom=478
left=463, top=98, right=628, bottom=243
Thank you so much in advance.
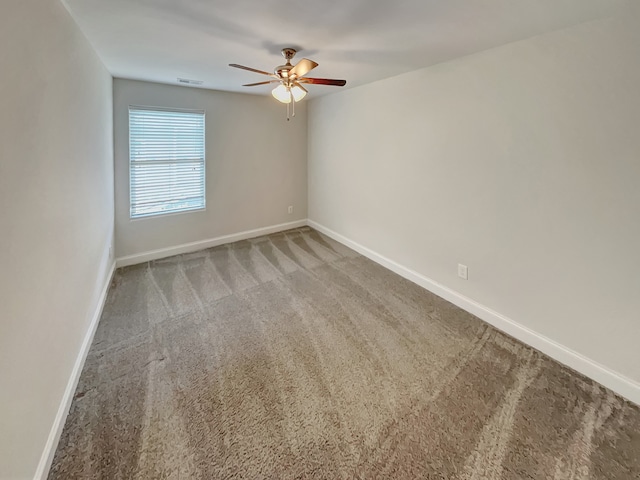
left=62, top=0, right=628, bottom=96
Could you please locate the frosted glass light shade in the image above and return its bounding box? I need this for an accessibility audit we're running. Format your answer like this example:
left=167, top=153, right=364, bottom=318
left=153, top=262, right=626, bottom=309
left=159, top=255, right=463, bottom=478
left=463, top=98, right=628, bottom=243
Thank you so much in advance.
left=271, top=84, right=292, bottom=103
left=291, top=85, right=307, bottom=102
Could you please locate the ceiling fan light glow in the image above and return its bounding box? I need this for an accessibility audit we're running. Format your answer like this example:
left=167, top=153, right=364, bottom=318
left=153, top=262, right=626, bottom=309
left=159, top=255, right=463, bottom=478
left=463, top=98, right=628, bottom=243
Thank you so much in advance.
left=271, top=84, right=291, bottom=103
left=290, top=84, right=307, bottom=102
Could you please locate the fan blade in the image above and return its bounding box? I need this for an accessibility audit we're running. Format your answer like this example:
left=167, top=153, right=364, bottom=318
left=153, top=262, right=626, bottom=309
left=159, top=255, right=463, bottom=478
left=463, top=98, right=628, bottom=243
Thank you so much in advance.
left=298, top=77, right=346, bottom=86
left=289, top=58, right=318, bottom=78
left=243, top=80, right=279, bottom=87
left=229, top=64, right=274, bottom=76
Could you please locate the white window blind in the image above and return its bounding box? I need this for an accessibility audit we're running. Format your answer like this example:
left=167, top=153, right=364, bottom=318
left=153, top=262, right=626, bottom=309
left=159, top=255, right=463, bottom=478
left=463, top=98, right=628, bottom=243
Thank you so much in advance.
left=129, top=106, right=205, bottom=218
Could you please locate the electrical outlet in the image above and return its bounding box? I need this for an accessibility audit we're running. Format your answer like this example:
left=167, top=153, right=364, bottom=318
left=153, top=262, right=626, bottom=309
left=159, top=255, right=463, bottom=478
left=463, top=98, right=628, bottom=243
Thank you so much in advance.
left=458, top=264, right=468, bottom=280
left=288, top=205, right=293, bottom=214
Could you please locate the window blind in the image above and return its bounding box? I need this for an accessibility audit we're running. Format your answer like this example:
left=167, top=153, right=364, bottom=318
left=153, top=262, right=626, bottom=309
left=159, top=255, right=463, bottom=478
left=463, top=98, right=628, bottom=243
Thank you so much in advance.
left=129, top=106, right=205, bottom=218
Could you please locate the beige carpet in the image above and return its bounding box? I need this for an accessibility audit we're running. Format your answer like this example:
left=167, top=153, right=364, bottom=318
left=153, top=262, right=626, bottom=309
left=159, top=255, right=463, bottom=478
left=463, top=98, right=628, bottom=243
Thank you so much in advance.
left=49, top=227, right=640, bottom=479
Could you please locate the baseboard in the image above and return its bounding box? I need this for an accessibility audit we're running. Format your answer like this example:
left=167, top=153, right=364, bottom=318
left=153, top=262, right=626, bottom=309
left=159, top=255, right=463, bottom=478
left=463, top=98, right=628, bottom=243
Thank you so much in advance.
left=307, top=220, right=640, bottom=405
left=116, top=219, right=308, bottom=268
left=33, top=259, right=116, bottom=480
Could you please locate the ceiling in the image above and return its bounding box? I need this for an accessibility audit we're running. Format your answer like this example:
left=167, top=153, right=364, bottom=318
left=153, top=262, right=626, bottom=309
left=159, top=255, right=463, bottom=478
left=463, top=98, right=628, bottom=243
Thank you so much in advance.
left=62, top=0, right=628, bottom=97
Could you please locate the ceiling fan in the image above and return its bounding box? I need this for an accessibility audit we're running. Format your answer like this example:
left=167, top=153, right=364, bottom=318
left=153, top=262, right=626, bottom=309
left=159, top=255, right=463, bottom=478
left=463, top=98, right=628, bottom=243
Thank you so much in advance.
left=229, top=48, right=346, bottom=119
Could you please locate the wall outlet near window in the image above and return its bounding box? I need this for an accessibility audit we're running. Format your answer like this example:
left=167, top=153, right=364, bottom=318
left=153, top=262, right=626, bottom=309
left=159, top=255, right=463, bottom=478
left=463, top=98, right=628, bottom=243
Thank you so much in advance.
left=288, top=205, right=293, bottom=214
left=458, top=263, right=468, bottom=280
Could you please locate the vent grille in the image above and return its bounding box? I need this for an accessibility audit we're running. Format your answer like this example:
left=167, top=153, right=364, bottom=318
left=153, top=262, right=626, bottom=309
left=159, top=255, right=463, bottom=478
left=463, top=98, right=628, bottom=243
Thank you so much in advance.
left=177, top=78, right=203, bottom=85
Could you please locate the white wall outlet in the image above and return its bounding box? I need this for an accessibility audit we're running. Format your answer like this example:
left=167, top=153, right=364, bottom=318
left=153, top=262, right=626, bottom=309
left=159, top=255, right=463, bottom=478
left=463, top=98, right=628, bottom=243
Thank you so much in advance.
left=458, top=264, right=468, bottom=280
left=288, top=205, right=293, bottom=214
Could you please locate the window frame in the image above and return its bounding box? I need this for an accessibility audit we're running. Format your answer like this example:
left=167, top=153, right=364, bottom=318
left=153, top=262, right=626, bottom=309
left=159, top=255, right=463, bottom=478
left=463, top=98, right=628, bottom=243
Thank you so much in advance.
left=128, top=105, right=206, bottom=220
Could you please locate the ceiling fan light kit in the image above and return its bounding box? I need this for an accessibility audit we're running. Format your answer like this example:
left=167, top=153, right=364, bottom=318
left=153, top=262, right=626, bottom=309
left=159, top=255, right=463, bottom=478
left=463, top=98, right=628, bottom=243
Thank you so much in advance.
left=271, top=84, right=292, bottom=103
left=230, top=48, right=346, bottom=120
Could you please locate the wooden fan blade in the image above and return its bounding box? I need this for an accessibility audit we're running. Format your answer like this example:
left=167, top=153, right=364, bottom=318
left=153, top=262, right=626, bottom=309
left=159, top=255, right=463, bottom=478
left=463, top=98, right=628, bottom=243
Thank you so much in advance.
left=289, top=58, right=318, bottom=78
left=229, top=64, right=274, bottom=76
left=298, top=77, right=346, bottom=86
left=243, top=80, right=279, bottom=87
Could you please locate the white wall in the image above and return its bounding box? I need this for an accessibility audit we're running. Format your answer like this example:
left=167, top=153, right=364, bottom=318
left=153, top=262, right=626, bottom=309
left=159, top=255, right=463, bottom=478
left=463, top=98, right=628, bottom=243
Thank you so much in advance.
left=114, top=79, right=307, bottom=260
left=0, top=1, right=114, bottom=478
left=309, top=7, right=640, bottom=387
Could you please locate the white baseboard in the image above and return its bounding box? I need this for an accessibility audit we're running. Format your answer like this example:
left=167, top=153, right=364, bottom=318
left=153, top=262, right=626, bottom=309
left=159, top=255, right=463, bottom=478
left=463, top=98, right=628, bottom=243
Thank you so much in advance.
left=34, top=259, right=116, bottom=480
left=116, top=219, right=308, bottom=268
left=307, top=220, right=640, bottom=406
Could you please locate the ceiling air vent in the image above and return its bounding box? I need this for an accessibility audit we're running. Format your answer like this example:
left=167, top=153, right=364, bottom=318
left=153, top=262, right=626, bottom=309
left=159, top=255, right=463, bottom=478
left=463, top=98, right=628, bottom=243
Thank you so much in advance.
left=177, top=78, right=203, bottom=86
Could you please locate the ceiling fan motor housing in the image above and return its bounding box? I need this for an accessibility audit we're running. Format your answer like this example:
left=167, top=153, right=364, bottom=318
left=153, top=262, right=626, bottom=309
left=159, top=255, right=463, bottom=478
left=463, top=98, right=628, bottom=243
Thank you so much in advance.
left=274, top=48, right=297, bottom=79
left=274, top=64, right=293, bottom=79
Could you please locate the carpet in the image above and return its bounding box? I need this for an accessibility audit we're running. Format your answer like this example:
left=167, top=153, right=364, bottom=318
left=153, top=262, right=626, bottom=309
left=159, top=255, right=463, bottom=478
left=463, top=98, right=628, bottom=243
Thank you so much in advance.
left=49, top=227, right=640, bottom=479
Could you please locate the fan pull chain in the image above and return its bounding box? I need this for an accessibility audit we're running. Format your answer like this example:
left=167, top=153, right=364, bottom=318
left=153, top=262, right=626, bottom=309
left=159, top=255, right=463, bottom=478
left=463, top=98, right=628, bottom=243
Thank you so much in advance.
left=287, top=101, right=290, bottom=121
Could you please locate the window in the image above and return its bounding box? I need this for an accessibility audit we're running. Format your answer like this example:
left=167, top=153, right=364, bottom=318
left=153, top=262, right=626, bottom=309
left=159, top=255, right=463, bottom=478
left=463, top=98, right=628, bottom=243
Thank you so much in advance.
left=129, top=106, right=205, bottom=218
